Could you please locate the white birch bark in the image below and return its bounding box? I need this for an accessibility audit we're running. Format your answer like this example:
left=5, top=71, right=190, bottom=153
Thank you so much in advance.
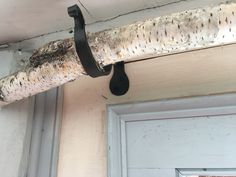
left=1, top=2, right=236, bottom=105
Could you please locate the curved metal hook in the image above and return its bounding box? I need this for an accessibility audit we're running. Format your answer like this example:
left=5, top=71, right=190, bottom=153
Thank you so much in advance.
left=68, top=5, right=112, bottom=78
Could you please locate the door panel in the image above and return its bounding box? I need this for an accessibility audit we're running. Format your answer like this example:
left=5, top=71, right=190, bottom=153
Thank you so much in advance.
left=108, top=95, right=236, bottom=177
left=126, top=115, right=236, bottom=169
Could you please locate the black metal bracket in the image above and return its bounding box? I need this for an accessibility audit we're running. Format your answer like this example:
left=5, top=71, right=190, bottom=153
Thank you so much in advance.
left=68, top=5, right=129, bottom=96
left=68, top=5, right=112, bottom=78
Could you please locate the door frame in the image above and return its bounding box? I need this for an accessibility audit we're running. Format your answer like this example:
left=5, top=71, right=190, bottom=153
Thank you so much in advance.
left=21, top=87, right=63, bottom=177
left=107, top=94, right=236, bottom=177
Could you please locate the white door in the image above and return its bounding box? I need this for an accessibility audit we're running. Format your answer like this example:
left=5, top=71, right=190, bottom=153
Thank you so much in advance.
left=108, top=94, right=236, bottom=177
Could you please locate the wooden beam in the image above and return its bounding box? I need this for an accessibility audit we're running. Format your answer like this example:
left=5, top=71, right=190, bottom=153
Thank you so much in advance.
left=1, top=2, right=236, bottom=105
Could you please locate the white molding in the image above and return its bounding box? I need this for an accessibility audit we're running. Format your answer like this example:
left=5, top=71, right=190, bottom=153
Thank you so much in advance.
left=26, top=87, right=63, bottom=177
left=107, top=93, right=236, bottom=177
left=27, top=92, right=46, bottom=177
left=120, top=120, right=128, bottom=177
left=107, top=109, right=122, bottom=177
left=178, top=168, right=236, bottom=176
left=50, top=87, right=64, bottom=177
left=109, top=94, right=236, bottom=116
left=120, top=106, right=236, bottom=122
left=18, top=97, right=35, bottom=177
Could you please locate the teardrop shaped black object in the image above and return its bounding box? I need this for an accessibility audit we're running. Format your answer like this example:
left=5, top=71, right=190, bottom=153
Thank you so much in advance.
left=109, top=62, right=129, bottom=96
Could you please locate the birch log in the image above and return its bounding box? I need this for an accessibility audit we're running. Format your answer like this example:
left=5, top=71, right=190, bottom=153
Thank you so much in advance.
left=1, top=2, right=236, bottom=105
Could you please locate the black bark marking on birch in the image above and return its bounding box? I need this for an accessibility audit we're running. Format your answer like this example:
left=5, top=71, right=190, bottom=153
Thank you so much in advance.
left=10, top=78, right=14, bottom=84
left=0, top=88, right=4, bottom=102
left=29, top=39, right=73, bottom=68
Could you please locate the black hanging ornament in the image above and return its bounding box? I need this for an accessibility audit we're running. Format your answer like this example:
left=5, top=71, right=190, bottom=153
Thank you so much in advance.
left=109, top=62, right=129, bottom=96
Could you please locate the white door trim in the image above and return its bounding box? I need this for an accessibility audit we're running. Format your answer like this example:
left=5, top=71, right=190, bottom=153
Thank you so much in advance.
left=177, top=168, right=236, bottom=176
left=107, top=94, right=236, bottom=177
left=26, top=87, right=63, bottom=177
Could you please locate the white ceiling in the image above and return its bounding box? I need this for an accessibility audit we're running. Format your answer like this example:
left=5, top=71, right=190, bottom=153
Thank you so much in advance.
left=0, top=0, right=186, bottom=45
left=0, top=0, right=230, bottom=45
left=0, top=0, right=77, bottom=44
